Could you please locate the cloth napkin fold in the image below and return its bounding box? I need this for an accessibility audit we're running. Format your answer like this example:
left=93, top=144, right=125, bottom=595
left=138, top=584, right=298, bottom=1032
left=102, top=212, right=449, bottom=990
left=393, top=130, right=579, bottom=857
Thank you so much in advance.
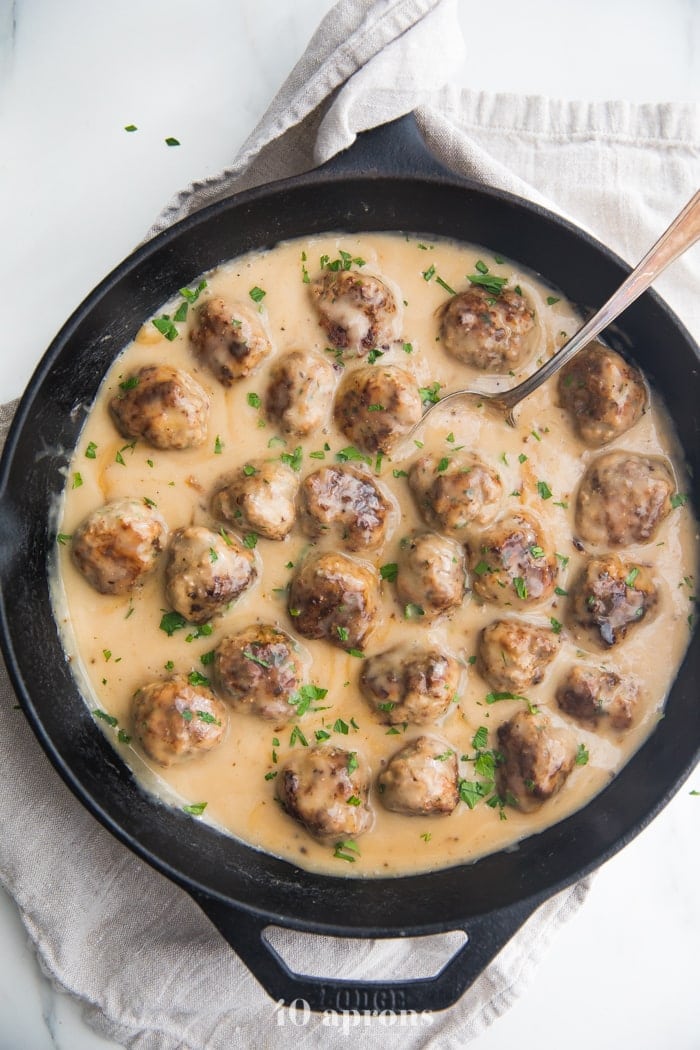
left=1, top=1, right=699, bottom=1048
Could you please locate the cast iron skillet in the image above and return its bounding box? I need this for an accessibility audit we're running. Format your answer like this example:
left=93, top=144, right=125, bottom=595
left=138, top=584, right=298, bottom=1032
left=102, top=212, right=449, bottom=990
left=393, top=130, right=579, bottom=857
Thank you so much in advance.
left=0, top=115, right=698, bottom=1014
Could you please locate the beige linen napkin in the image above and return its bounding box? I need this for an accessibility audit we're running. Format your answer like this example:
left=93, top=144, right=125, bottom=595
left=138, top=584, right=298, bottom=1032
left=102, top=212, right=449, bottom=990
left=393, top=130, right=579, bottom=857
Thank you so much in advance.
left=1, top=1, right=699, bottom=1048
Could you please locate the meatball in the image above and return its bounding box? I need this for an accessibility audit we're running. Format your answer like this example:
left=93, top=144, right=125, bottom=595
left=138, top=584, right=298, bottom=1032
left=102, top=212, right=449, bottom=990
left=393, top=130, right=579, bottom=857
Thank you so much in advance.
left=298, top=464, right=394, bottom=551
left=276, top=745, right=372, bottom=842
left=287, top=551, right=379, bottom=650
left=309, top=269, right=399, bottom=355
left=72, top=498, right=168, bottom=596
left=189, top=296, right=271, bottom=385
left=574, top=451, right=674, bottom=547
left=109, top=364, right=209, bottom=450
left=164, top=524, right=257, bottom=625
left=378, top=736, right=459, bottom=816
left=360, top=645, right=463, bottom=724
left=478, top=619, right=560, bottom=693
left=558, top=341, right=646, bottom=447
left=569, top=554, right=657, bottom=648
left=264, top=349, right=337, bottom=436
left=409, top=452, right=502, bottom=537
left=334, top=365, right=421, bottom=454
left=497, top=710, right=576, bottom=813
left=439, top=285, right=537, bottom=372
left=396, top=531, right=466, bottom=618
left=132, top=674, right=228, bottom=767
left=211, top=459, right=299, bottom=541
left=213, top=624, right=304, bottom=721
left=467, top=512, right=557, bottom=606
left=556, top=664, right=640, bottom=731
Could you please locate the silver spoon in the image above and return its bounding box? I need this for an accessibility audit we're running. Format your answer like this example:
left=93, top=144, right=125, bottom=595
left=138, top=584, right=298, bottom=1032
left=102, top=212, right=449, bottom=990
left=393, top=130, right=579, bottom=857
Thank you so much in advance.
left=415, top=189, right=700, bottom=431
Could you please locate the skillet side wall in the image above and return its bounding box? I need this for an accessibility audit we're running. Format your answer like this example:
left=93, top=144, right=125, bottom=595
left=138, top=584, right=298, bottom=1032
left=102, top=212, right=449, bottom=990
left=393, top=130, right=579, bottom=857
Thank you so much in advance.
left=0, top=174, right=698, bottom=935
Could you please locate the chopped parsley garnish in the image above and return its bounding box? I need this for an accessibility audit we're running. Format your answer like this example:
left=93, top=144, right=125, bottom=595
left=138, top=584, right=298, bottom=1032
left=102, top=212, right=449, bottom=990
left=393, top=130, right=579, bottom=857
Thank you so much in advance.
left=347, top=648, right=365, bottom=659
left=367, top=403, right=384, bottom=412
left=529, top=545, right=545, bottom=559
left=183, top=802, right=207, bottom=816
left=124, top=124, right=137, bottom=132
left=165, top=136, right=180, bottom=147
left=187, top=671, right=210, bottom=687
left=72, top=472, right=83, bottom=489
left=117, top=729, right=131, bottom=744
left=249, top=286, right=266, bottom=303
left=179, top=280, right=207, bottom=303
left=152, top=316, right=179, bottom=340
left=403, top=342, right=414, bottom=354
left=173, top=301, right=188, bottom=323
left=536, top=480, right=553, bottom=500
left=367, top=348, right=384, bottom=364
left=85, top=441, right=98, bottom=459
left=289, top=725, right=308, bottom=747
left=196, top=710, right=220, bottom=725
left=200, top=650, right=216, bottom=666
left=315, top=729, right=331, bottom=742
left=333, top=841, right=360, bottom=862
left=94, top=709, right=118, bottom=726
left=467, top=272, right=508, bottom=295
left=280, top=446, right=303, bottom=471
left=473, top=560, right=491, bottom=576
left=347, top=751, right=359, bottom=773
left=288, top=684, right=328, bottom=716
left=333, top=718, right=349, bottom=735
left=550, top=617, right=563, bottom=634
left=435, top=276, right=456, bottom=295
left=321, top=250, right=365, bottom=271
left=422, top=264, right=436, bottom=281
left=472, top=726, right=489, bottom=750
left=404, top=603, right=425, bottom=619
left=380, top=563, right=398, bottom=582
left=513, top=577, right=528, bottom=600
left=625, top=567, right=640, bottom=587
left=219, top=527, right=233, bottom=546
left=546, top=296, right=561, bottom=306
left=159, top=610, right=188, bottom=636
left=247, top=392, right=262, bottom=409
left=336, top=445, right=371, bottom=465
left=392, top=468, right=408, bottom=478
left=419, top=381, right=441, bottom=405
left=336, top=625, right=350, bottom=643
left=56, top=533, right=72, bottom=545
left=243, top=533, right=258, bottom=549
left=518, top=452, right=528, bottom=463
left=346, top=795, right=361, bottom=807
left=575, top=743, right=590, bottom=766
left=436, top=456, right=450, bottom=473
left=671, top=493, right=689, bottom=509
left=475, top=259, right=489, bottom=274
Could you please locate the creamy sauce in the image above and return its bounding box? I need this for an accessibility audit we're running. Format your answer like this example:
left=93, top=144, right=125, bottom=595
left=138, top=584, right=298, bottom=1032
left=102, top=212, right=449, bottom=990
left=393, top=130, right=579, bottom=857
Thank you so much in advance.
left=52, top=233, right=698, bottom=877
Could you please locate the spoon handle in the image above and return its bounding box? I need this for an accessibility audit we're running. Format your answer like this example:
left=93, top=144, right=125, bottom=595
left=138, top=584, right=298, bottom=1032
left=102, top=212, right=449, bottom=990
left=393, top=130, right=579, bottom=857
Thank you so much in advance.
left=500, top=189, right=700, bottom=412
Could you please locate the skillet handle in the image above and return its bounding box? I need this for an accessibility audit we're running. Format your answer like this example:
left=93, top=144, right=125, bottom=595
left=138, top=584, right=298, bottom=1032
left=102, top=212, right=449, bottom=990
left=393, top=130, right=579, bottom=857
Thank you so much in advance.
left=190, top=890, right=542, bottom=1014
left=317, top=112, right=455, bottom=181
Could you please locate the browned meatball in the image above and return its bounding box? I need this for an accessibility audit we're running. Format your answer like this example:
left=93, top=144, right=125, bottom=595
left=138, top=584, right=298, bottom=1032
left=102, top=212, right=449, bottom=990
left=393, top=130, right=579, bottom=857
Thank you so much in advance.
left=189, top=297, right=271, bottom=385
left=276, top=745, right=372, bottom=842
left=287, top=551, right=379, bottom=650
left=574, top=451, right=674, bottom=547
left=334, top=365, right=421, bottom=454
left=409, top=452, right=502, bottom=537
left=109, top=364, right=209, bottom=450
left=556, top=665, right=640, bottom=730
left=558, top=341, right=647, bottom=447
left=396, top=531, right=466, bottom=618
left=211, top=459, right=299, bottom=541
left=360, top=645, right=463, bottom=724
left=132, top=674, right=228, bottom=767
left=264, top=349, right=337, bottom=436
left=378, top=736, right=459, bottom=816
left=213, top=624, right=304, bottom=721
left=569, top=554, right=658, bottom=648
left=298, top=464, right=394, bottom=551
left=310, top=269, right=399, bottom=354
left=467, top=512, right=557, bottom=606
left=478, top=619, right=560, bottom=693
left=497, top=710, right=576, bottom=812
left=164, top=525, right=257, bottom=625
left=72, top=498, right=168, bottom=596
left=439, top=285, right=537, bottom=372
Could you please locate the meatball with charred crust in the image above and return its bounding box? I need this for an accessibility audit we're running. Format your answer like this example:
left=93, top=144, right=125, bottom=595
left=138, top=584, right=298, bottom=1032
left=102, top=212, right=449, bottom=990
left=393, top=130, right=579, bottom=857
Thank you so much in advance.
left=569, top=554, right=657, bottom=648
left=574, top=451, right=674, bottom=548
left=439, top=285, right=537, bottom=372
left=556, top=665, right=640, bottom=731
left=334, top=365, right=421, bottom=454
left=558, top=341, right=646, bottom=447
left=164, top=525, right=257, bottom=625
left=213, top=624, right=304, bottom=722
left=211, top=459, right=299, bottom=541
left=310, top=269, right=399, bottom=355
left=360, top=644, right=462, bottom=725
left=378, top=736, right=459, bottom=816
left=497, top=710, right=576, bottom=813
left=109, top=364, right=209, bottom=450
left=396, top=531, right=467, bottom=618
left=478, top=619, right=560, bottom=693
left=409, top=452, right=502, bottom=537
left=265, top=349, right=337, bottom=436
left=298, top=464, right=394, bottom=551
left=190, top=297, right=271, bottom=384
left=72, top=498, right=168, bottom=596
left=276, top=745, right=373, bottom=842
left=467, top=512, right=557, bottom=606
left=287, top=550, right=379, bottom=650
left=132, top=674, right=228, bottom=767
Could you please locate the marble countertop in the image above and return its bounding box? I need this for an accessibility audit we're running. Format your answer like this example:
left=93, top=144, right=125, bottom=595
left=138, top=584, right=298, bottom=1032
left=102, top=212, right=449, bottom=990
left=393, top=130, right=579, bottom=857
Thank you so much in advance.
left=0, top=1, right=698, bottom=1047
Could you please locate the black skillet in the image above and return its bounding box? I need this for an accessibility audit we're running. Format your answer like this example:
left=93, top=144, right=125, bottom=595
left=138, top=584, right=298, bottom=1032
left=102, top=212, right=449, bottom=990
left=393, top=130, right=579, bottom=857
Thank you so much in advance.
left=0, top=114, right=698, bottom=1013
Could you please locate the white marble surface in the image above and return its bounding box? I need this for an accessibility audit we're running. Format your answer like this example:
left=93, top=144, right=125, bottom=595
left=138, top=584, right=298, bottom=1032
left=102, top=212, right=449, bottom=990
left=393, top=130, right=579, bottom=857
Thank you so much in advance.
left=0, top=1, right=699, bottom=1047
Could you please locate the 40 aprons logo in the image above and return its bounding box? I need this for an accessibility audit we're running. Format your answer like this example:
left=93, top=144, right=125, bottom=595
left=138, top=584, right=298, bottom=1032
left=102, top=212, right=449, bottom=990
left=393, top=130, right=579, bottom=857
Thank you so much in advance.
left=275, top=998, right=434, bottom=1033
